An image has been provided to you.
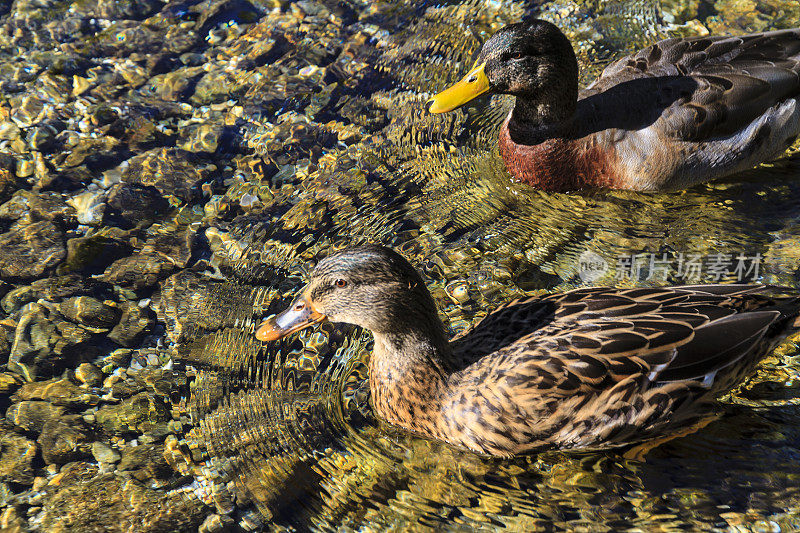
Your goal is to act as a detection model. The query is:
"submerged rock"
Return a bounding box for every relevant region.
[2,275,112,314]
[59,232,133,275]
[146,66,206,101]
[59,296,120,329]
[102,252,177,291]
[91,442,121,465]
[105,183,170,229]
[0,425,37,485]
[0,190,77,233]
[108,300,155,347]
[0,503,27,532]
[8,303,108,381]
[95,392,171,434]
[117,442,172,483]
[7,303,60,380]
[178,123,227,154]
[71,0,163,20]
[38,414,94,465]
[0,372,23,394]
[147,224,198,268]
[6,400,66,433]
[0,154,22,204]
[0,220,66,279]
[0,327,12,365]
[121,148,221,202]
[13,378,100,408]
[74,362,104,387]
[157,270,250,344]
[38,462,208,532]
[67,189,106,226]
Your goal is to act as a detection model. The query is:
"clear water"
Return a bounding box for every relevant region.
[185,0,800,530]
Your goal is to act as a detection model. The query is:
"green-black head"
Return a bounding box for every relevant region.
[428,19,578,115]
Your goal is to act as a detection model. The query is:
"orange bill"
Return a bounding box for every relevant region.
[428,61,490,114]
[255,290,326,342]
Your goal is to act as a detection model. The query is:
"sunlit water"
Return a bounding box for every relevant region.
[183,0,800,530]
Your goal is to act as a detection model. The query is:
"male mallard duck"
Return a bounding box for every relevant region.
[255,246,800,457]
[428,20,800,191]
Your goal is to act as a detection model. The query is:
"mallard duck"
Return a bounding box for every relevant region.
[255,246,800,457]
[428,20,800,192]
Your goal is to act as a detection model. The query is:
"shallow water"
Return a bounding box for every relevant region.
[174,0,800,530]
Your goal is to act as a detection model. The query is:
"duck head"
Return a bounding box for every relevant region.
[255,246,445,342]
[428,19,578,122]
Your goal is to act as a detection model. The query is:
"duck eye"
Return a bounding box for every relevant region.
[510,52,524,60]
[335,279,347,288]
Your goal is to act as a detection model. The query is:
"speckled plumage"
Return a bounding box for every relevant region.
[256,247,800,457]
[431,20,800,191]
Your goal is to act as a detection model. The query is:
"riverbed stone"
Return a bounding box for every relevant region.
[157,270,241,344]
[59,296,120,329]
[95,392,171,434]
[0,327,12,366]
[178,123,226,154]
[108,300,155,347]
[38,414,93,465]
[117,442,172,483]
[148,224,197,268]
[59,232,133,275]
[121,147,221,202]
[38,461,208,532]
[0,154,21,204]
[0,504,27,532]
[105,183,170,229]
[0,190,76,232]
[74,362,104,387]
[0,372,23,394]
[13,377,100,408]
[91,442,121,464]
[0,428,37,485]
[102,252,176,291]
[67,189,106,225]
[9,302,108,380]
[1,275,112,314]
[0,220,66,279]
[8,303,60,380]
[6,400,66,433]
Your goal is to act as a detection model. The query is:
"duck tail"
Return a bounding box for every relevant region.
[708,284,800,339]
[761,294,800,337]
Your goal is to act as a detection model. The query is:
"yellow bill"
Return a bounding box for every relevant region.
[255,289,326,342]
[428,62,490,114]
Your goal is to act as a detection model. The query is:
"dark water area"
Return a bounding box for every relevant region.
[1,0,800,530]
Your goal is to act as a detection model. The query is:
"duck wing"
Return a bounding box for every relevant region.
[582,29,800,141]
[487,285,793,395]
[445,285,800,454]
[449,293,564,369]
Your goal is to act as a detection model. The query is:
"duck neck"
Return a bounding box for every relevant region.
[507,44,579,145]
[369,321,453,435]
[508,92,577,145]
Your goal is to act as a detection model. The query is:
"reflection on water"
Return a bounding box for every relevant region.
[182,0,800,530]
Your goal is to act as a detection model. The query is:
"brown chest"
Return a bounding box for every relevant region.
[368,342,447,438]
[498,126,623,191]
[369,368,444,434]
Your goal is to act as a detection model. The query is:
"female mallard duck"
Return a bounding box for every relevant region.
[255,246,800,457]
[428,20,800,191]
